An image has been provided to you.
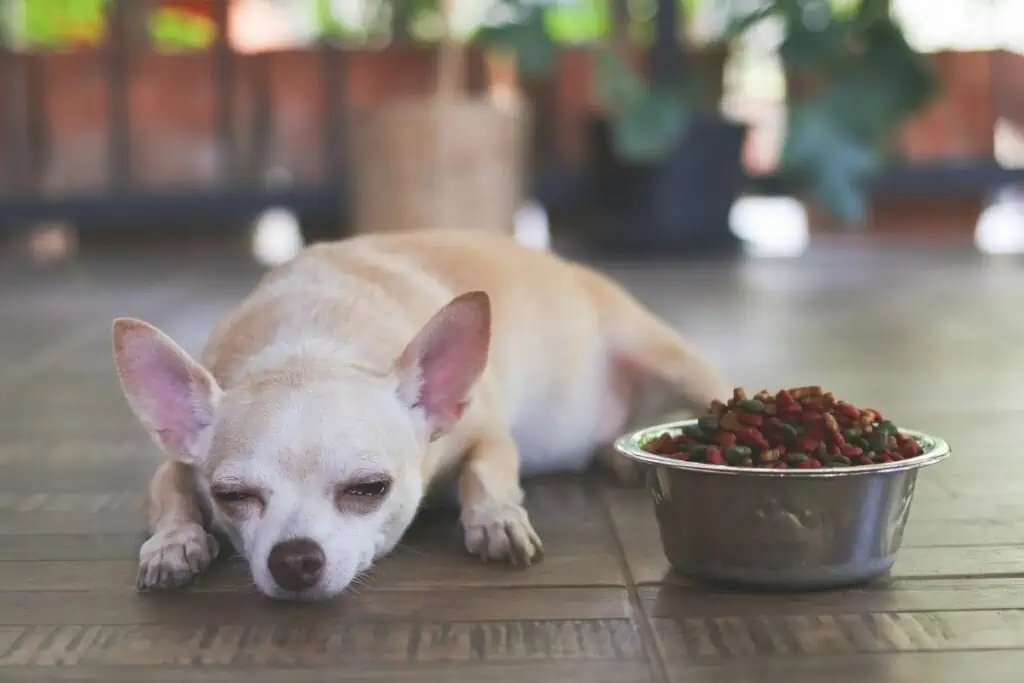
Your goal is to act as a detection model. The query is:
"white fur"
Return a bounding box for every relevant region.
[113,231,730,601]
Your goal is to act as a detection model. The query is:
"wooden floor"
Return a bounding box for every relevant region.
[1,237,1023,682]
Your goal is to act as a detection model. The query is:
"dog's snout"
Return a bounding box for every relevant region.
[267,538,325,592]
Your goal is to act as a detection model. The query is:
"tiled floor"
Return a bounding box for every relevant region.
[1,237,1023,682]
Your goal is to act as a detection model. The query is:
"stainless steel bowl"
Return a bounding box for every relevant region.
[614,418,951,591]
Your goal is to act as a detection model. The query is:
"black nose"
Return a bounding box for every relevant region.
[267,538,325,592]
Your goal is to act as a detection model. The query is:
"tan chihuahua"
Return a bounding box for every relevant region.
[112,229,729,601]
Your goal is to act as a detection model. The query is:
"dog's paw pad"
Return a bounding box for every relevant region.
[137,524,219,591]
[461,502,543,566]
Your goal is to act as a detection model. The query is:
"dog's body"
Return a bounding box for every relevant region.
[113,230,729,600]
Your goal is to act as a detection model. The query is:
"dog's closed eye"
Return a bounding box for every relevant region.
[211,486,263,507]
[335,477,391,514]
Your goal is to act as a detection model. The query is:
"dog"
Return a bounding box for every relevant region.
[112,229,730,600]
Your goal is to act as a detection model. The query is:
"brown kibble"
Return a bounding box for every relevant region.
[720,411,746,433]
[732,387,747,402]
[709,399,729,417]
[761,448,781,463]
[754,389,773,402]
[823,413,840,433]
[792,386,823,400]
[645,433,673,453]
[763,403,778,415]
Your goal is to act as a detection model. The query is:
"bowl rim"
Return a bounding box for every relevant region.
[613,418,951,478]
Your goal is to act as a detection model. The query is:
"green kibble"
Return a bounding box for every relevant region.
[866,431,888,452]
[785,452,809,464]
[856,437,871,449]
[824,454,852,467]
[779,423,799,440]
[878,419,898,434]
[843,428,862,440]
[684,444,709,456]
[697,416,720,431]
[736,399,766,413]
[726,445,753,464]
[683,425,705,438]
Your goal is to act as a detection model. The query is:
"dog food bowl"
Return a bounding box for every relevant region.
[614,418,951,591]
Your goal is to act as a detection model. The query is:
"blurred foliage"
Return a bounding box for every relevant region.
[587,0,940,226]
[16,0,213,50]
[9,0,940,226]
[775,0,939,225]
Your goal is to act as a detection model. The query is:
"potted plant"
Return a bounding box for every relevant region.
[344,0,539,237]
[494,0,939,253]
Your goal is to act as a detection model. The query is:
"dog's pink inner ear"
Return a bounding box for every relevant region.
[395,291,492,440]
[113,320,218,462]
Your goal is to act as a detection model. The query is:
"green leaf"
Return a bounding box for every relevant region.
[780,99,880,227]
[593,45,646,111]
[476,7,557,80]
[779,15,850,75]
[609,85,690,163]
[722,5,778,42]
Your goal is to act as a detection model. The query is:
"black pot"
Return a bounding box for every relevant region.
[585,112,749,256]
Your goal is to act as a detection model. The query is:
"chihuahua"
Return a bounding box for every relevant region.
[112,229,729,601]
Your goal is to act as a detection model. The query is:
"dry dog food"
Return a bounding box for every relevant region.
[641,386,923,469]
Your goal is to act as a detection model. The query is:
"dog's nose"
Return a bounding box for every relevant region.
[267,538,325,592]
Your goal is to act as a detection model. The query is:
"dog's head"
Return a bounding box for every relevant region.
[112,291,490,601]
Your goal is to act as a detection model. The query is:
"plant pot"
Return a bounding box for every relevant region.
[584,112,748,255]
[346,96,531,236]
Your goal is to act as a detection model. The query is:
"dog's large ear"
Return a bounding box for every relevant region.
[112,317,221,464]
[393,291,491,441]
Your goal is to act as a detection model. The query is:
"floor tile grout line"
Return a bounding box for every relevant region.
[590,478,670,683]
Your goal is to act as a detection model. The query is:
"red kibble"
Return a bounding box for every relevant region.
[795,435,820,452]
[642,387,920,470]
[738,428,770,449]
[900,442,921,458]
[835,402,860,419]
[737,412,763,427]
[713,430,738,448]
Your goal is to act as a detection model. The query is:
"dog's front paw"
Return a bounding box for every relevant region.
[461,501,544,566]
[137,523,219,591]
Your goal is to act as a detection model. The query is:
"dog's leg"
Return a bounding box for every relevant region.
[458,430,543,566]
[137,461,220,590]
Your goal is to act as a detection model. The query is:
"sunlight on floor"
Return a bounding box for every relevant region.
[729,195,810,258]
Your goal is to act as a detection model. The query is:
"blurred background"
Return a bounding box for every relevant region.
[0,0,1023,263]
